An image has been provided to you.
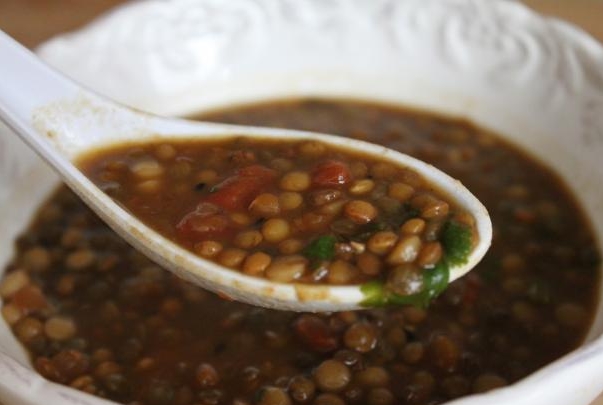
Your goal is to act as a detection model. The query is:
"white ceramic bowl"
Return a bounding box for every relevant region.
[1,0,603,404]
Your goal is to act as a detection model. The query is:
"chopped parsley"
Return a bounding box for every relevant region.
[303,235,337,261]
[360,262,450,308]
[441,220,472,267]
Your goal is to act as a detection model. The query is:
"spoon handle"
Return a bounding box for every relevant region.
[0,30,80,133]
[0,29,149,163]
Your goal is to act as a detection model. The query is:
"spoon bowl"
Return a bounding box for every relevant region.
[0,30,491,311]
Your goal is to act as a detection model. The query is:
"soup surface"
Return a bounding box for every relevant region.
[76,138,478,302]
[1,99,601,405]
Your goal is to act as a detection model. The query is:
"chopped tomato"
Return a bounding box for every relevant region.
[293,314,338,353]
[206,164,277,211]
[176,165,276,242]
[312,160,352,188]
[178,212,230,236]
[176,202,233,242]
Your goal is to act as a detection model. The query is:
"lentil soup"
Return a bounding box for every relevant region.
[76,137,479,303]
[1,99,601,405]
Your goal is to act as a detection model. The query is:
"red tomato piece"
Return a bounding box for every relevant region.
[205,164,277,211]
[293,314,338,353]
[176,204,232,242]
[176,165,276,242]
[312,160,352,188]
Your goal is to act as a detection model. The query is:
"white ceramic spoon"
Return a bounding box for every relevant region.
[0,31,491,312]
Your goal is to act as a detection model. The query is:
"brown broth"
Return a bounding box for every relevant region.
[1,98,600,405]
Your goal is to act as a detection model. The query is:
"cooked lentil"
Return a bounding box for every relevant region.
[1,99,600,405]
[76,136,480,300]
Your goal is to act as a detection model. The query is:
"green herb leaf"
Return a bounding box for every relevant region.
[359,281,387,307]
[441,220,472,267]
[360,263,450,308]
[303,235,337,261]
[423,261,450,301]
